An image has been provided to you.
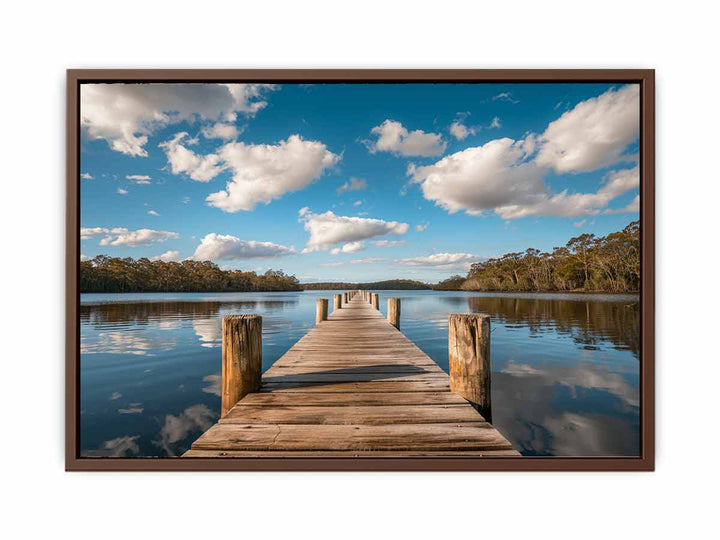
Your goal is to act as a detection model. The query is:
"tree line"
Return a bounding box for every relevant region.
[301,279,431,290]
[436,221,640,293]
[80,256,300,293]
[81,221,639,294]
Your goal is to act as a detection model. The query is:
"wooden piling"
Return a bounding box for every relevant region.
[387,298,400,329]
[333,293,342,310]
[448,314,492,422]
[371,293,379,310]
[221,315,262,417]
[316,298,328,325]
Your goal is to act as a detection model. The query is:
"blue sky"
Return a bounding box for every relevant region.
[80,83,640,283]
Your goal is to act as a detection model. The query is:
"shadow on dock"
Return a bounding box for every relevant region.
[261,364,435,389]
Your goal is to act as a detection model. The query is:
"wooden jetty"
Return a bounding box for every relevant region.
[183,291,519,458]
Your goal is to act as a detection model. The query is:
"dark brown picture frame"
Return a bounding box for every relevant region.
[66,69,654,471]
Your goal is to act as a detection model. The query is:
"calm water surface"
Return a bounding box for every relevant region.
[80,290,640,457]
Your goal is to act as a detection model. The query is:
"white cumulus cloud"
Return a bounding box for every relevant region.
[408,137,544,215]
[191,233,296,261]
[330,241,365,255]
[410,123,639,220]
[450,121,473,141]
[299,208,409,253]
[205,135,340,212]
[150,250,181,262]
[449,115,501,141]
[159,132,224,182]
[80,83,276,157]
[337,177,367,194]
[494,166,639,219]
[81,227,179,247]
[202,122,239,140]
[605,194,640,215]
[535,85,639,173]
[81,173,94,180]
[367,119,446,157]
[395,252,480,270]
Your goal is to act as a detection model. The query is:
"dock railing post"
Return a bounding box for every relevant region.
[221,315,262,417]
[316,298,328,325]
[387,298,400,329]
[448,314,492,422]
[333,293,342,310]
[372,293,379,310]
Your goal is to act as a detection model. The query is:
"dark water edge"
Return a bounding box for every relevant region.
[79,290,640,458]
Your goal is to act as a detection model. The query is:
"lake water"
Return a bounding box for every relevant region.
[79,290,640,457]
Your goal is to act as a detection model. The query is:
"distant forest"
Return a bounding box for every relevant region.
[436,221,640,293]
[80,256,300,293]
[302,280,431,290]
[81,221,639,294]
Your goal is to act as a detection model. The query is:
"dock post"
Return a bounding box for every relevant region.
[387,298,400,329]
[333,293,342,310]
[448,314,492,422]
[316,298,328,325]
[221,315,262,417]
[371,293,379,310]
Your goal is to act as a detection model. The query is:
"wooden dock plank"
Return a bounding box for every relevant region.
[190,423,514,451]
[183,449,520,458]
[235,391,469,407]
[184,293,519,458]
[259,380,451,393]
[220,404,485,424]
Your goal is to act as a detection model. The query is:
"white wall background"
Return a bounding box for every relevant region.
[0,1,716,538]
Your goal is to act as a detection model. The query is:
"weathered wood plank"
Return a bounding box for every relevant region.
[262,372,447,384]
[190,423,514,451]
[236,391,469,407]
[260,380,451,393]
[220,404,484,424]
[184,449,521,457]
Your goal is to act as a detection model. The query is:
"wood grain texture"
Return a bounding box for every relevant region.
[221,315,262,417]
[315,298,328,325]
[184,294,518,457]
[387,297,401,329]
[448,314,492,422]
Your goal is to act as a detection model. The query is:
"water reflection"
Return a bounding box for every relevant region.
[465,296,640,357]
[80,291,640,458]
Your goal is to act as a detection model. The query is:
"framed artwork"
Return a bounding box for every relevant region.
[66,69,654,471]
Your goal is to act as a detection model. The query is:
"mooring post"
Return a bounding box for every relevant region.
[333,293,342,310]
[387,298,401,329]
[448,314,492,422]
[372,293,379,310]
[221,315,262,417]
[316,298,328,325]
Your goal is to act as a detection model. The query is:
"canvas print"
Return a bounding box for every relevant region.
[78,81,641,460]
